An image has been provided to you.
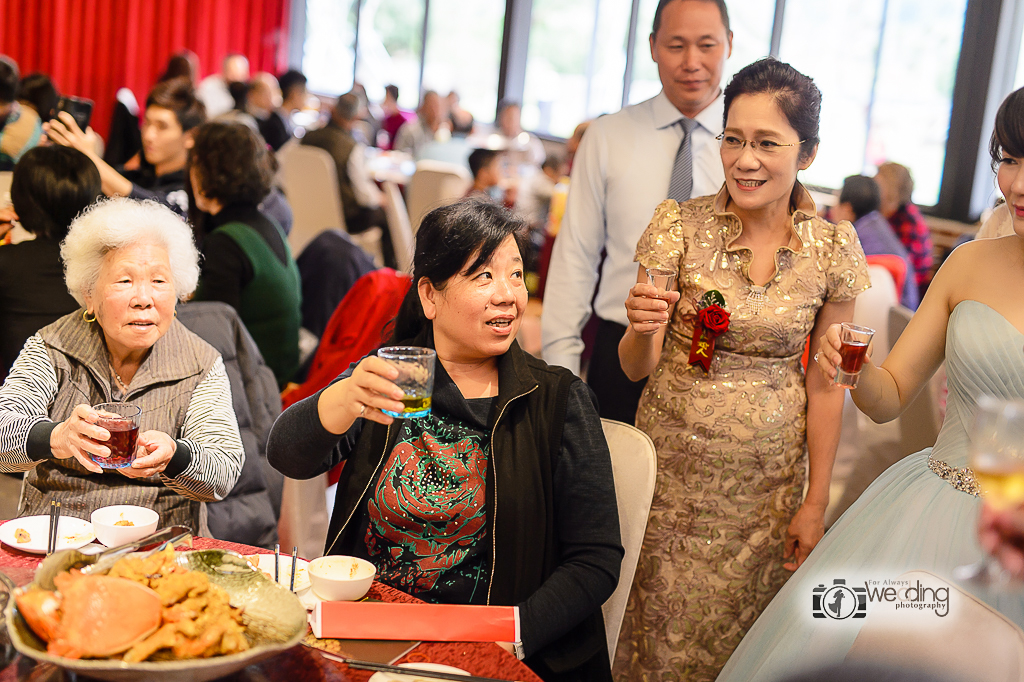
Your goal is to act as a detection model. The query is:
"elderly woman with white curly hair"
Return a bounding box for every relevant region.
[0,197,244,530]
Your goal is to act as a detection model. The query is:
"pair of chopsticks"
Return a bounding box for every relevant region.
[274,543,299,590]
[341,658,518,682]
[47,500,61,555]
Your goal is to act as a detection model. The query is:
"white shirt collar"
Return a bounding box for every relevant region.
[653,89,725,135]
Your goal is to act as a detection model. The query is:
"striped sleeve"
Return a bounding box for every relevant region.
[161,356,244,502]
[0,335,57,471]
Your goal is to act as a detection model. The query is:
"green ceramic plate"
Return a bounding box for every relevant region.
[5,549,308,682]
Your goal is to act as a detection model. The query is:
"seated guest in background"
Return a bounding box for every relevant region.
[875,161,934,294]
[349,82,380,146]
[833,174,919,309]
[0,55,21,169]
[196,53,249,119]
[0,72,57,166]
[189,121,301,389]
[465,148,512,207]
[267,199,623,681]
[419,107,475,169]
[394,90,446,159]
[446,90,466,130]
[495,99,545,168]
[300,93,392,263]
[159,50,200,85]
[518,152,564,232]
[379,83,413,150]
[277,69,308,131]
[246,72,290,151]
[0,197,244,529]
[46,77,205,215]
[0,146,101,376]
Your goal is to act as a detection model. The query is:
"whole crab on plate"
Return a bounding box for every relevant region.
[4,546,307,682]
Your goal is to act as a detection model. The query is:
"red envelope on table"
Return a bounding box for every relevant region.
[311,601,519,642]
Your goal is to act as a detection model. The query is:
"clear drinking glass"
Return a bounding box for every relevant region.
[90,403,141,469]
[955,397,1024,586]
[377,347,437,419]
[834,323,875,389]
[646,266,677,293]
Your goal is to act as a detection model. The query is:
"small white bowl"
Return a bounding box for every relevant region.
[91,505,159,547]
[307,555,376,601]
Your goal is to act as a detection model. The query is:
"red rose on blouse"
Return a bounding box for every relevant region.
[698,304,730,334]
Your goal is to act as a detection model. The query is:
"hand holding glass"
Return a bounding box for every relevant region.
[90,403,141,469]
[377,347,437,419]
[833,323,874,389]
[645,267,677,326]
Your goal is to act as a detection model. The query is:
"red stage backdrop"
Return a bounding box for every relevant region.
[0,0,292,143]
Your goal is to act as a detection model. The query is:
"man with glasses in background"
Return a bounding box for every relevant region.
[541,0,732,424]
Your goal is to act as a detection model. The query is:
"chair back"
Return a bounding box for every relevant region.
[853,265,897,367]
[600,418,657,664]
[889,305,942,453]
[382,181,415,273]
[866,253,907,305]
[278,144,347,256]
[405,160,472,231]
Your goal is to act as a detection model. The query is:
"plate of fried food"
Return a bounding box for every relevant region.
[4,545,308,681]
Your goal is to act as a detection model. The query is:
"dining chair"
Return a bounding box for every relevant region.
[277,144,384,264]
[405,160,472,231]
[600,418,657,664]
[381,180,415,273]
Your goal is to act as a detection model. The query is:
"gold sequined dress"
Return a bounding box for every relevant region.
[614,187,869,681]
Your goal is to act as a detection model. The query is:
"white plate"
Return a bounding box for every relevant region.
[248,553,311,592]
[0,515,95,554]
[368,663,470,681]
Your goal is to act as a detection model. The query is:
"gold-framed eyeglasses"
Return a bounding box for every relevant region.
[716,133,804,155]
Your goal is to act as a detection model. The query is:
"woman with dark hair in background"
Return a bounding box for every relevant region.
[267,199,623,682]
[717,84,1024,682]
[0,72,57,165]
[616,58,869,680]
[189,121,301,388]
[0,146,101,376]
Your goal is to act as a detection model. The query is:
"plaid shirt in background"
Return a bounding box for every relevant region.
[888,202,934,289]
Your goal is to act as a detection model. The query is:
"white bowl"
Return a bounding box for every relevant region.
[90,505,159,547]
[307,555,376,601]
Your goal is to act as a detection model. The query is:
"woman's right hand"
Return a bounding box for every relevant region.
[624,283,680,336]
[0,206,17,239]
[48,404,108,474]
[317,356,408,434]
[814,323,844,383]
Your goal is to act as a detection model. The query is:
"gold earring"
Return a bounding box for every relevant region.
[82,309,97,323]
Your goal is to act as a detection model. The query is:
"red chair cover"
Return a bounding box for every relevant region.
[865,254,907,303]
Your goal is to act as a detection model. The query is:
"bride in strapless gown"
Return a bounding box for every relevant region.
[717,87,1024,682]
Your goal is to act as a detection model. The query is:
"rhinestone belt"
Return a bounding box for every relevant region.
[927,455,981,497]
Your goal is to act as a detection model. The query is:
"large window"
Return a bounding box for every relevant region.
[302,0,358,96]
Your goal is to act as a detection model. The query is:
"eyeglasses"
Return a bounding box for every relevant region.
[716,133,805,156]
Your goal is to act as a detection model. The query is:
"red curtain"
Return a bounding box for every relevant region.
[0,0,292,143]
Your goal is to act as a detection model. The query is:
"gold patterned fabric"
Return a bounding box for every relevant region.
[614,186,870,681]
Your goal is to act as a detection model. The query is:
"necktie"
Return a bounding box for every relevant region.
[667,117,698,202]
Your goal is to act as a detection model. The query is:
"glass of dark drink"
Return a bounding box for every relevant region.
[90,403,141,469]
[834,323,875,389]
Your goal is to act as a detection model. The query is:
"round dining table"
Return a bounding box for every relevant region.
[0,535,543,682]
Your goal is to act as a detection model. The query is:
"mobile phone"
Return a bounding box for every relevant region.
[57,96,94,131]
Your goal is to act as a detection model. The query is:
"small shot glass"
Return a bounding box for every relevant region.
[834,323,875,389]
[646,267,677,293]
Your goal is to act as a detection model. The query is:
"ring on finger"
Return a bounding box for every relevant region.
[359,403,367,417]
[813,351,820,363]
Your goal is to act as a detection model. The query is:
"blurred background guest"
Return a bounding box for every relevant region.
[394,89,445,158]
[420,107,474,168]
[189,121,301,389]
[0,197,244,529]
[0,55,23,169]
[465,148,509,206]
[159,50,200,85]
[277,69,308,133]
[495,99,544,168]
[196,53,249,119]
[0,72,57,167]
[378,83,412,150]
[247,72,289,151]
[833,174,919,309]
[875,161,934,295]
[0,146,101,376]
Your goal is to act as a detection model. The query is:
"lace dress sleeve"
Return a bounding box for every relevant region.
[634,199,689,272]
[825,219,872,302]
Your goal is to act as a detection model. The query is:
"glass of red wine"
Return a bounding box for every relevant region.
[90,402,141,469]
[834,323,875,389]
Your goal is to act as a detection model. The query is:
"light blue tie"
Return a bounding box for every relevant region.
[667,118,698,202]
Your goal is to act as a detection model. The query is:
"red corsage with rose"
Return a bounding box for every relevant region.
[687,290,730,372]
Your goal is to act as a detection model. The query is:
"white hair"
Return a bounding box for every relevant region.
[61,197,201,306]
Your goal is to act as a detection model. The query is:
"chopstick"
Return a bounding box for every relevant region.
[47,500,61,555]
[274,543,280,583]
[289,546,298,591]
[341,658,518,682]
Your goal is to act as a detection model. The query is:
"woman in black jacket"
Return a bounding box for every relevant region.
[268,199,622,682]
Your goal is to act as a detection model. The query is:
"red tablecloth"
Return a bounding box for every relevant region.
[0,536,542,682]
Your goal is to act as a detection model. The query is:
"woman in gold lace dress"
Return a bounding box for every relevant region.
[614,59,870,681]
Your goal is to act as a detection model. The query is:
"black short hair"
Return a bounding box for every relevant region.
[0,55,19,104]
[652,0,730,36]
[839,175,881,220]
[278,69,307,101]
[385,84,399,101]
[17,73,58,120]
[468,148,500,179]
[146,76,206,132]
[11,146,101,240]
[189,121,272,206]
[724,58,821,159]
[160,51,198,83]
[542,153,563,172]
[388,199,529,343]
[991,86,1024,169]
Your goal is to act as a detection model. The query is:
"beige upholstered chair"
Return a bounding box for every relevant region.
[381,180,415,274]
[600,418,657,663]
[405,160,472,232]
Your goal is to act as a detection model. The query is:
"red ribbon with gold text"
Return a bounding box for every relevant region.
[688,303,730,372]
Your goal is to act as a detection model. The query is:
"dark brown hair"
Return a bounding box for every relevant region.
[146,76,205,132]
[189,121,272,207]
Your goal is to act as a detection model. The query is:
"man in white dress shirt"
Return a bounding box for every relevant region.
[196,54,250,119]
[541,0,732,424]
